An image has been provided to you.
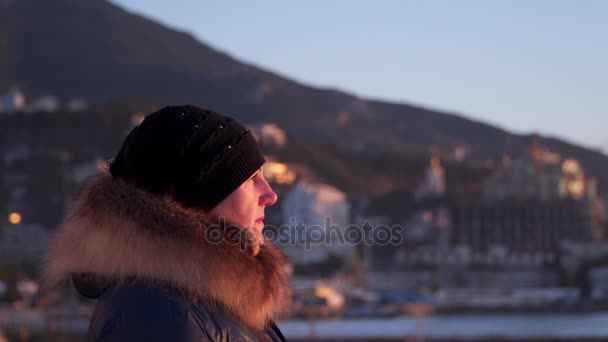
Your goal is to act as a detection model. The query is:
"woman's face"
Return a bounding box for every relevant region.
[209,167,277,244]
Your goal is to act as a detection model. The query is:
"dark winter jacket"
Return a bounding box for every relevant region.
[45,173,291,341]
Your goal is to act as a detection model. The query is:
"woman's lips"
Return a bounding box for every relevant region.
[255,216,265,224]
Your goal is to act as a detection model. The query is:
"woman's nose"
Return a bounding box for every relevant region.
[260,182,278,206]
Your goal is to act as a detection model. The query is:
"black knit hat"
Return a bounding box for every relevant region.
[109,105,265,211]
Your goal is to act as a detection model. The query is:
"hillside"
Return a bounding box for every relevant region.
[1,0,606,192]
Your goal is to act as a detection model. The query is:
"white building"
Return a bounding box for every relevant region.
[280,181,352,265]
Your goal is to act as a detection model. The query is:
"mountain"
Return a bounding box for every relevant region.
[1,0,607,193]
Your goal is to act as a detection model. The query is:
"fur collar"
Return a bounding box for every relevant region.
[45,173,291,330]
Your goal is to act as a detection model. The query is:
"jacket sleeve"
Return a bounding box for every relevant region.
[94,296,212,342]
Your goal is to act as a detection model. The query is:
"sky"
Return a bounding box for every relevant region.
[111,0,607,151]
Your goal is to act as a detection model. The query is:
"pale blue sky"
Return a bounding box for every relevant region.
[111,0,607,151]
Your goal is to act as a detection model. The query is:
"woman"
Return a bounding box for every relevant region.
[45,105,291,341]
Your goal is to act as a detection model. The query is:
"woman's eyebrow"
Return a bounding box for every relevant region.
[248,171,259,180]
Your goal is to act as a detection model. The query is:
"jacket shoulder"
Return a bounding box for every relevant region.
[88,282,211,342]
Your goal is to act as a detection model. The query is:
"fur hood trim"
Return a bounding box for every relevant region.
[45,173,291,330]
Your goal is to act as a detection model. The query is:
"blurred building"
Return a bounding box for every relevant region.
[366,140,606,291]
[263,161,296,185]
[249,82,273,103]
[0,223,49,264]
[282,181,351,232]
[483,139,593,201]
[67,98,88,111]
[2,146,73,228]
[0,90,25,113]
[443,139,607,274]
[25,95,59,113]
[247,123,286,149]
[391,208,450,261]
[415,156,446,200]
[71,159,108,183]
[280,181,352,265]
[452,145,470,162]
[450,198,593,260]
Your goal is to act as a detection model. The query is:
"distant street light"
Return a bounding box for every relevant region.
[8,212,22,225]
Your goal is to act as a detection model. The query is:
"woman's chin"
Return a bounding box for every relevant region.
[254,227,265,244]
